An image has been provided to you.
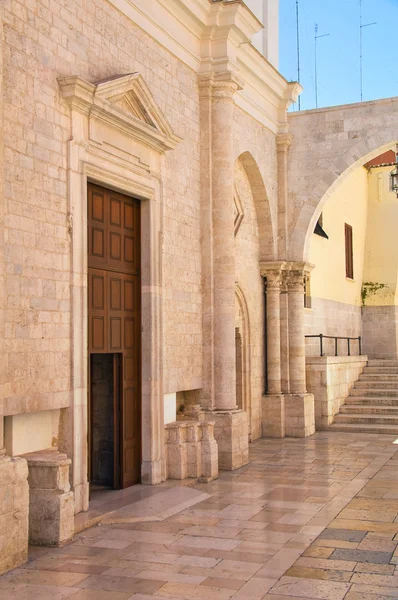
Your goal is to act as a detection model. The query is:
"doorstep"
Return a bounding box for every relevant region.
[74,478,209,534]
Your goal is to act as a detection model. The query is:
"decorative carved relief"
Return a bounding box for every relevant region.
[234,185,244,236]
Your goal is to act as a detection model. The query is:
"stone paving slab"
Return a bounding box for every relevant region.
[1,432,398,599]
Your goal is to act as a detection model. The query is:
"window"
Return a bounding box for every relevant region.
[345,223,353,279]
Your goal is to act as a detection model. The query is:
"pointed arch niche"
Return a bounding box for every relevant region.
[58,74,181,513]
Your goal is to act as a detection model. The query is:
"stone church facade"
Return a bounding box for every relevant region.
[1,0,398,575]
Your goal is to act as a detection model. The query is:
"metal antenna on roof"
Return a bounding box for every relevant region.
[296,0,301,110]
[314,24,329,109]
[360,0,377,102]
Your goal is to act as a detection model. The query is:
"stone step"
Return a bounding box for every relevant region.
[350,388,398,397]
[367,360,398,367]
[364,368,398,374]
[328,423,398,435]
[355,381,398,390]
[360,373,398,380]
[334,413,398,425]
[341,404,398,415]
[347,396,398,406]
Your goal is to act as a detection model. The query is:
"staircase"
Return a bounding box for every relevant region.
[329,360,398,434]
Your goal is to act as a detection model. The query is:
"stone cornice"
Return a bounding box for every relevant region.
[107,0,298,134]
[58,73,182,153]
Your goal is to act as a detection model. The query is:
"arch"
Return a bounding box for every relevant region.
[287,96,398,261]
[235,151,276,261]
[235,284,252,436]
[291,139,398,261]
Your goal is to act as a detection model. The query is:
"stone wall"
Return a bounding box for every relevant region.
[305,297,362,357]
[362,306,398,359]
[0,455,29,575]
[2,0,202,426]
[306,356,367,429]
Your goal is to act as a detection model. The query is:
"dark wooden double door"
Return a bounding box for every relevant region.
[88,183,141,489]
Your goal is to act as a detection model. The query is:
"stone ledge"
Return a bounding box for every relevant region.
[306,356,368,366]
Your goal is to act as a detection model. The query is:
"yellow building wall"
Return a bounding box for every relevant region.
[363,166,398,306]
[309,166,368,306]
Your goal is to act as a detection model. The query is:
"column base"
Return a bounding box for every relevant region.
[262,394,286,438]
[0,455,29,575]
[141,458,166,485]
[285,393,315,438]
[206,410,249,471]
[74,481,89,514]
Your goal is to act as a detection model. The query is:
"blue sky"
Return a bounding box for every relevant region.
[279,0,398,111]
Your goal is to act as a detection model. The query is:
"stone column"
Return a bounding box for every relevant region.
[285,264,315,438]
[199,72,248,470]
[265,270,282,395]
[280,270,290,394]
[260,264,285,438]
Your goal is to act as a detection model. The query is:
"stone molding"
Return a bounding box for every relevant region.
[107,0,298,133]
[58,74,182,153]
[276,133,293,152]
[198,71,244,100]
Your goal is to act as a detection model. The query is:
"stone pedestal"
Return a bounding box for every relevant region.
[285,394,315,438]
[24,450,74,546]
[0,453,29,575]
[262,394,285,438]
[210,410,249,471]
[165,420,218,482]
[200,422,218,483]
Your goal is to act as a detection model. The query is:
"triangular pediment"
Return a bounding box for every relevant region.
[94,73,170,134]
[58,73,181,152]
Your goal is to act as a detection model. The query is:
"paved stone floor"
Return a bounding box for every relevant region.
[2,432,398,599]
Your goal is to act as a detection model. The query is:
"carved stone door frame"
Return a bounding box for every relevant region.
[59,74,180,513]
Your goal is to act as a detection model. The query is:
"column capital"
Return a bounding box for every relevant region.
[276,133,293,152]
[198,72,244,100]
[259,261,287,279]
[285,262,314,292]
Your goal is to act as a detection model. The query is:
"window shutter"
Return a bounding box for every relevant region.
[345,224,353,279]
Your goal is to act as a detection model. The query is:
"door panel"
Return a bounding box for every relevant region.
[88,183,141,489]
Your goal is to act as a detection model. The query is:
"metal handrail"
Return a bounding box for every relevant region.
[305,334,362,357]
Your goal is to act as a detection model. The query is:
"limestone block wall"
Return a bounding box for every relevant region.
[0,456,29,575]
[2,0,202,431]
[306,356,367,429]
[362,306,398,359]
[305,298,362,357]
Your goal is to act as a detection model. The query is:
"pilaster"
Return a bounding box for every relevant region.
[276,133,292,259]
[199,72,242,413]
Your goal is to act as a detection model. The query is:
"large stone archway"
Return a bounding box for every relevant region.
[287,96,398,260]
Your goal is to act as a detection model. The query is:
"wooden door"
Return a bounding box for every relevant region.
[88,183,141,488]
